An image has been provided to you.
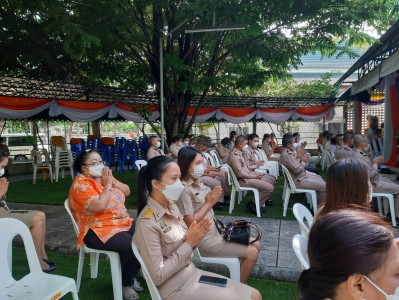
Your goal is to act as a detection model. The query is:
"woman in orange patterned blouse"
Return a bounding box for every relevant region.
[68,150,142,300]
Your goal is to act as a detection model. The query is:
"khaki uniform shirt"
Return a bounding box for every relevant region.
[147,147,165,160]
[279,147,307,183]
[353,148,379,184]
[242,146,258,171]
[133,196,194,299]
[334,145,354,161]
[262,140,273,157]
[216,144,230,164]
[169,143,181,160]
[227,148,258,181]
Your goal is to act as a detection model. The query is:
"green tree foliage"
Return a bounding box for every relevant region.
[1,0,398,142]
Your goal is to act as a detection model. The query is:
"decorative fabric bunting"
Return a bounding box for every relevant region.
[0,96,334,124]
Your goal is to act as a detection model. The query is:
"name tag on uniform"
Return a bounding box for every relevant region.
[163,227,172,233]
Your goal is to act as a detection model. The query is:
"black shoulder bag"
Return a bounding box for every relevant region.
[215,219,262,246]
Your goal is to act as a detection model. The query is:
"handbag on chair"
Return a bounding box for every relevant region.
[215,219,262,246]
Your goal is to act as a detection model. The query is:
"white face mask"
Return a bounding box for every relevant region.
[252,142,259,148]
[184,141,189,145]
[0,168,4,177]
[191,164,205,179]
[88,163,104,177]
[243,145,249,151]
[156,141,161,148]
[158,180,185,202]
[364,275,399,300]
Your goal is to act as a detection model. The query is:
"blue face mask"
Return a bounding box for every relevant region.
[364,275,399,300]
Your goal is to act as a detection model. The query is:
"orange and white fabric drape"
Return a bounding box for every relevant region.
[0,96,334,123]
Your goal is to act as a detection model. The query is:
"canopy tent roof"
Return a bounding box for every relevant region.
[336,19,399,97]
[0,76,336,123]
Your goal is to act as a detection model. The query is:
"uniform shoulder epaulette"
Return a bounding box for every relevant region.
[142,208,153,219]
[182,180,188,186]
[345,147,350,151]
[287,150,293,155]
[233,151,239,155]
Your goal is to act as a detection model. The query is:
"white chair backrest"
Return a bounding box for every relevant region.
[131,241,162,300]
[226,165,240,188]
[281,164,297,192]
[203,152,216,167]
[317,143,324,152]
[64,199,80,236]
[0,218,43,282]
[292,234,310,270]
[253,150,262,162]
[135,160,147,171]
[209,150,222,167]
[293,203,313,237]
[257,148,268,161]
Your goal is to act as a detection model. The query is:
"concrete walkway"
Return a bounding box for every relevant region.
[7,202,303,282]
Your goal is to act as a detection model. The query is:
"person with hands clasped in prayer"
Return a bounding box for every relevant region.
[68,150,142,300]
[177,146,260,283]
[134,156,261,300]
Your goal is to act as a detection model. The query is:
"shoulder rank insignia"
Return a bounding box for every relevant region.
[287,150,293,154]
[182,180,188,186]
[142,208,153,219]
[345,148,350,151]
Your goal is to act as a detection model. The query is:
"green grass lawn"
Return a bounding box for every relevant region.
[7,167,326,220]
[12,247,299,300]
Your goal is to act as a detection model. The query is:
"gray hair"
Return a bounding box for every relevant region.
[235,135,247,147]
[354,134,367,147]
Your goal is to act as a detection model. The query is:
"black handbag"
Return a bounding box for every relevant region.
[215,219,262,246]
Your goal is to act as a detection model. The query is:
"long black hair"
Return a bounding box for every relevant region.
[137,156,174,215]
[178,146,202,181]
[73,150,95,173]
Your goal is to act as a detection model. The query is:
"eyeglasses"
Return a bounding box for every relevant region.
[85,161,106,167]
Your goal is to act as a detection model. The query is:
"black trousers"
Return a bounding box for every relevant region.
[83,220,141,286]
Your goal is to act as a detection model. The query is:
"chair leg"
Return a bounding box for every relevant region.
[42,169,47,181]
[49,166,53,183]
[377,197,383,215]
[282,180,286,200]
[254,190,261,218]
[90,252,99,278]
[283,189,291,217]
[33,166,37,184]
[388,196,397,227]
[108,254,123,300]
[77,249,85,292]
[226,260,241,282]
[229,187,236,214]
[310,192,317,216]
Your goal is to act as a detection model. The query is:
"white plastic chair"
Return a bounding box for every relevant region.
[373,193,397,227]
[317,144,330,170]
[256,149,279,177]
[281,165,317,217]
[51,136,74,182]
[253,150,278,178]
[193,248,240,282]
[64,200,123,300]
[209,150,231,185]
[226,165,262,217]
[131,241,162,300]
[292,234,310,270]
[293,203,314,237]
[0,218,79,299]
[31,148,53,184]
[135,159,147,171]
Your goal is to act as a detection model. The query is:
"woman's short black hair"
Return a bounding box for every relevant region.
[178,146,202,180]
[221,137,229,146]
[73,150,96,174]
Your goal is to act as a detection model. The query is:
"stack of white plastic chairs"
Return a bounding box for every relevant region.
[51,136,74,182]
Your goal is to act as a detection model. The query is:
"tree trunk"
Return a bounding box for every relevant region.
[91,121,101,136]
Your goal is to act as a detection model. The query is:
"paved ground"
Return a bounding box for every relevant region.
[6,166,399,283]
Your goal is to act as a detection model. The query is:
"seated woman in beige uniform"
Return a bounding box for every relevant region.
[0,151,55,272]
[134,156,261,300]
[177,146,260,284]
